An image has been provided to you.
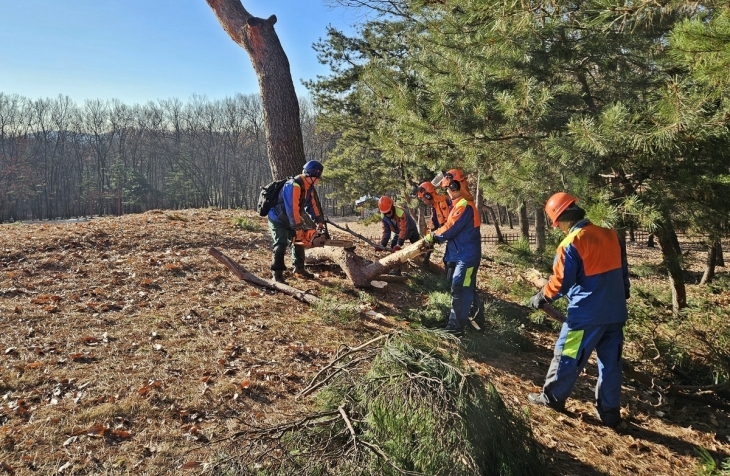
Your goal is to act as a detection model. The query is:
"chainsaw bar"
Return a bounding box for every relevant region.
[293,239,355,248]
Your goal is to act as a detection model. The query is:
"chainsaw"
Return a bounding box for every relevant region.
[294,228,355,249]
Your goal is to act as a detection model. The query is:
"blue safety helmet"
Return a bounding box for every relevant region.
[302,160,324,178]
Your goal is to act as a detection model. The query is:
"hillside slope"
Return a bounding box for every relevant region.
[0,209,728,475]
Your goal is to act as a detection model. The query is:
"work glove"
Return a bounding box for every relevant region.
[423,233,435,244]
[391,245,402,253]
[529,289,548,310]
[316,222,326,233]
[374,244,386,252]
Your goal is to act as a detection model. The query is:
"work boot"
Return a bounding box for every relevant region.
[527,392,566,411]
[595,404,621,428]
[272,270,287,283]
[293,266,314,279]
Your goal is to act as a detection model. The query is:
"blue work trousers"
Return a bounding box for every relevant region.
[444,261,479,331]
[543,321,624,414]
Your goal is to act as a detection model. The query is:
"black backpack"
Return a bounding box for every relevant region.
[256,178,288,217]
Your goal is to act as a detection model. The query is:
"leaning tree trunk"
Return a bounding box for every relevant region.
[206,0,305,179]
[654,216,687,317]
[534,209,545,254]
[484,205,503,243]
[700,239,719,286]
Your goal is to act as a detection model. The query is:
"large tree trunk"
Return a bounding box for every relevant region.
[518,201,529,241]
[534,209,545,254]
[206,0,305,179]
[654,216,687,316]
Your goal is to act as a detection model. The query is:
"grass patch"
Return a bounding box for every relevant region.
[314,294,361,325]
[631,263,665,278]
[231,216,259,231]
[404,290,451,328]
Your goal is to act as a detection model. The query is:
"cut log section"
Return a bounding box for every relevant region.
[307,239,433,287]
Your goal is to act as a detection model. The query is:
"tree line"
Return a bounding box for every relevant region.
[0,93,343,222]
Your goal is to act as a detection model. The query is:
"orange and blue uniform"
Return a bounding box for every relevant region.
[433,197,481,265]
[429,195,452,230]
[432,197,482,332]
[380,206,419,248]
[267,175,322,272]
[268,175,322,230]
[538,219,629,424]
[543,219,629,328]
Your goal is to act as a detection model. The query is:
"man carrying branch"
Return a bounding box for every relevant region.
[527,192,630,428]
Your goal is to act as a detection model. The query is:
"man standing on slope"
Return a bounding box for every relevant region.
[527,192,630,428]
[267,160,325,283]
[424,169,483,336]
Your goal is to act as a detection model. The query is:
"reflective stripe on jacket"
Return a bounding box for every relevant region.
[542,219,630,328]
[430,195,452,230]
[268,174,322,228]
[433,197,481,264]
[380,206,418,247]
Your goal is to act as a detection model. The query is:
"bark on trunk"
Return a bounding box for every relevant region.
[700,241,717,286]
[209,247,320,304]
[535,209,546,254]
[654,217,687,316]
[518,201,529,241]
[307,239,432,287]
[206,0,305,179]
[717,240,725,267]
[484,206,503,243]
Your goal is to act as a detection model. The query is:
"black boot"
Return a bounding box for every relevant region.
[273,270,286,283]
[293,266,314,279]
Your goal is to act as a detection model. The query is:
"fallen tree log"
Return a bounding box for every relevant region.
[209,247,320,305]
[307,239,433,287]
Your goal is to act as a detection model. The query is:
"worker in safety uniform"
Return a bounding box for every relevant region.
[417,182,452,231]
[527,192,630,428]
[424,169,483,336]
[267,160,325,283]
[375,196,420,253]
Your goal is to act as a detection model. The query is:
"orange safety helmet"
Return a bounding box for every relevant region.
[378,195,394,213]
[439,169,467,191]
[417,182,436,200]
[545,192,578,227]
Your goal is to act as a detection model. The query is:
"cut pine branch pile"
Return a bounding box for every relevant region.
[205,330,546,475]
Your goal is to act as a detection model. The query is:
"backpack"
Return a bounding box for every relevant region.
[256,178,288,217]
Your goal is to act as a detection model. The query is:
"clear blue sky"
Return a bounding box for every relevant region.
[0,0,358,105]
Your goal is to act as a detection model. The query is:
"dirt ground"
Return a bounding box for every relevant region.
[0,208,728,475]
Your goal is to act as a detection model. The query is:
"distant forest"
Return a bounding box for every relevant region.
[0,93,345,222]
